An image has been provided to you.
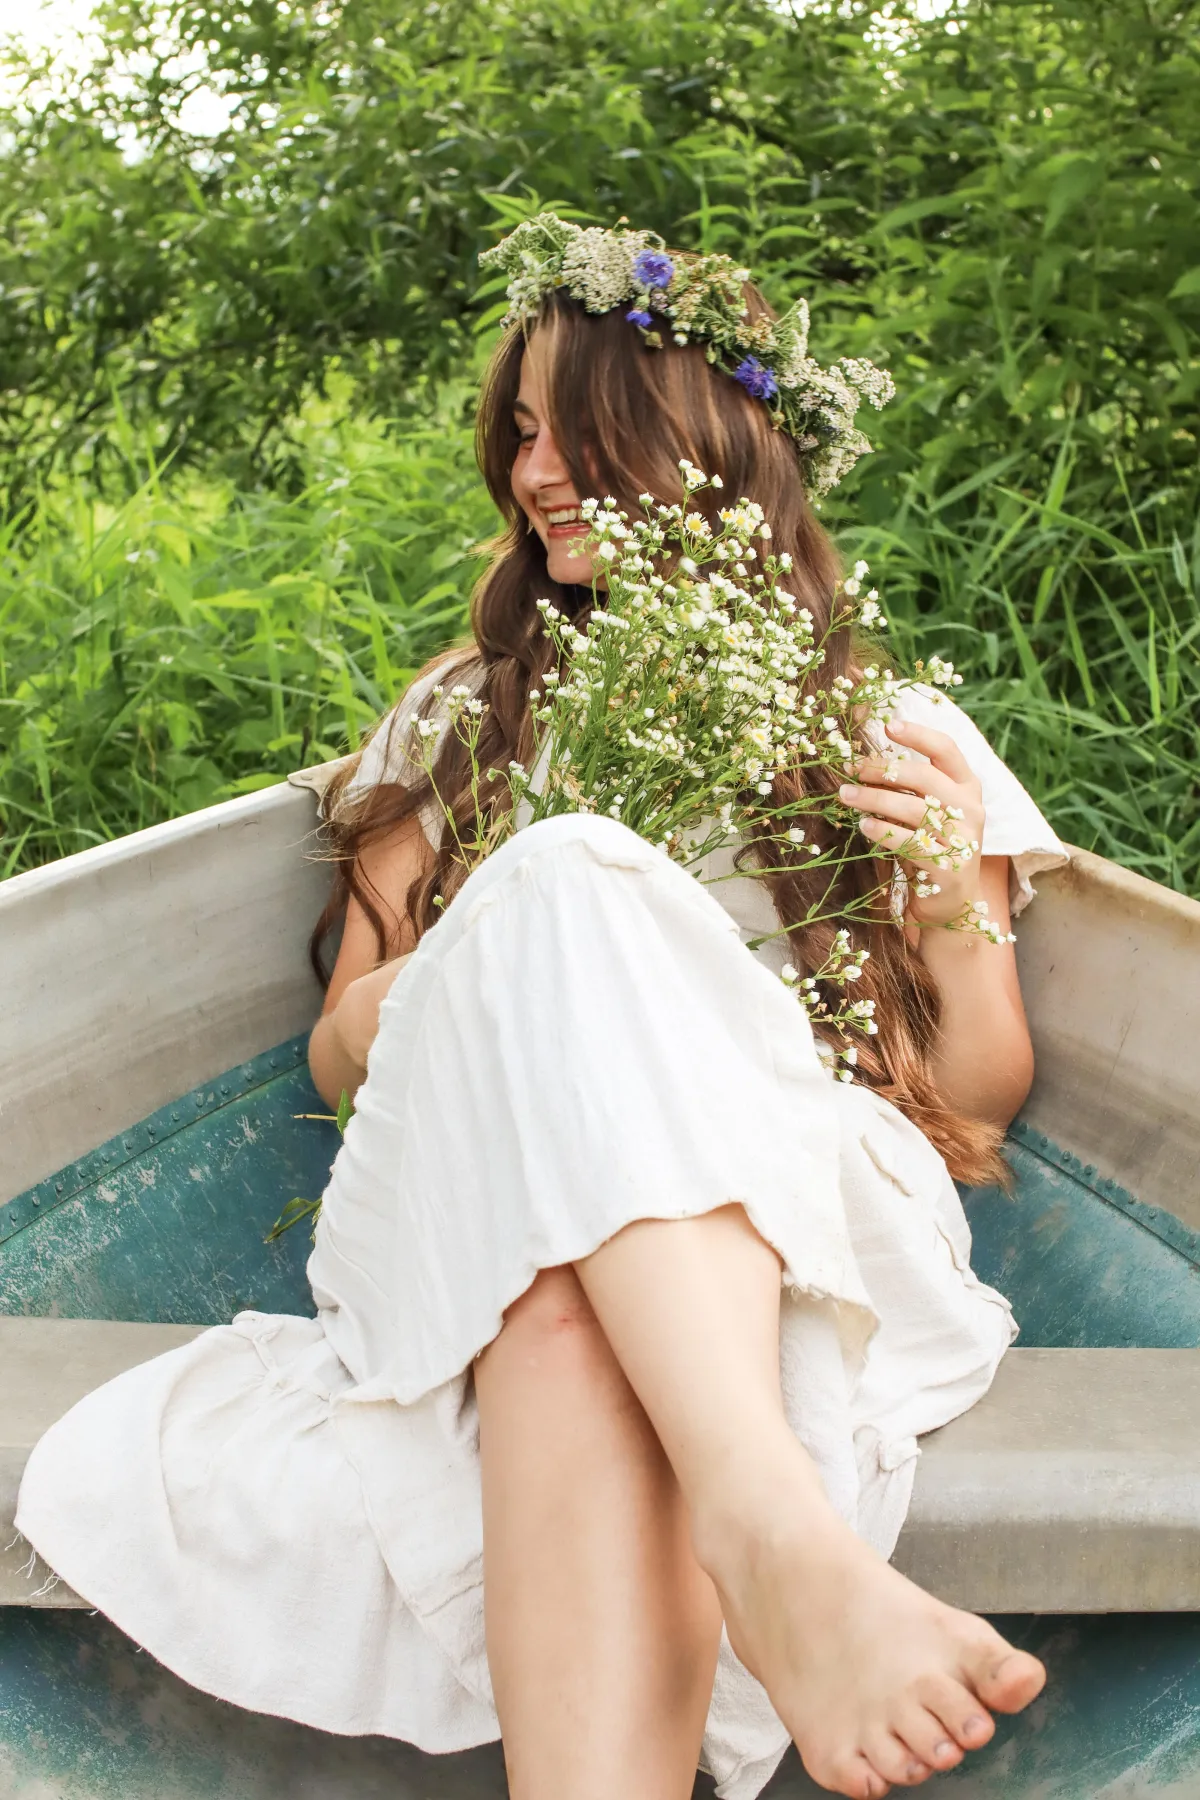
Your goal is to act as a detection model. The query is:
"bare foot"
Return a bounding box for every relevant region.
[698,1489,1046,1798]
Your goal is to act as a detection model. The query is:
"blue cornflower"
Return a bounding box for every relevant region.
[733,357,779,402]
[626,308,653,328]
[632,249,675,290]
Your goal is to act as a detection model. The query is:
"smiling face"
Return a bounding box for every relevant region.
[509,329,598,587]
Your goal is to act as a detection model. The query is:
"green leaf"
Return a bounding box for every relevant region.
[1168,268,1200,300]
[264,1195,323,1244]
[869,188,986,239]
[1042,156,1101,237]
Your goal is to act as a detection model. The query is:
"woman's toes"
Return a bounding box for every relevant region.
[973,1647,1047,1714]
[929,1735,964,1770]
[917,1672,995,1752]
[824,1751,890,1799]
[921,1678,996,1752]
[862,1732,931,1787]
[894,1704,964,1772]
[952,1706,995,1750]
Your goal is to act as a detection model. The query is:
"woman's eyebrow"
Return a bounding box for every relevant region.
[513,399,536,419]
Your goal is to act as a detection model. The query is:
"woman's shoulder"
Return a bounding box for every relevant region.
[885,682,1027,797]
[886,682,988,747]
[346,650,485,799]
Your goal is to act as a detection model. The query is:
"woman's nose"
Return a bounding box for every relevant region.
[524,424,570,490]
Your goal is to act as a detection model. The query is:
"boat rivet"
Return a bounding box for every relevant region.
[171,1111,180,1122]
[123,1139,133,1152]
[55,1182,63,1194]
[220,1084,230,1096]
[32,1196,40,1206]
[1084,1164,1096,1178]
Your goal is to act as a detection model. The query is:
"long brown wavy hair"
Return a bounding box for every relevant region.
[312,285,1006,1186]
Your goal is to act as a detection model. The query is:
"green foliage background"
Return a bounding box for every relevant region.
[1,0,1198,885]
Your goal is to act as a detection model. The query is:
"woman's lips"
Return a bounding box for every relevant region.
[543,511,590,536]
[542,505,587,542]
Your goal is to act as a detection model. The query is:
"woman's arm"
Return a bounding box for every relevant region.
[911,853,1032,1127]
[308,814,434,1110]
[837,719,1034,1130]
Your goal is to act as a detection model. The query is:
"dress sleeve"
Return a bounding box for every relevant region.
[880,685,1069,917]
[341,654,482,848]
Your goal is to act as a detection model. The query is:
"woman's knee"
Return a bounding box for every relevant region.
[517,811,645,856]
[472,812,656,897]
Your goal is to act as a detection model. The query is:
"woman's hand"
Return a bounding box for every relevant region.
[837,718,1033,1126]
[331,954,414,1071]
[837,719,986,929]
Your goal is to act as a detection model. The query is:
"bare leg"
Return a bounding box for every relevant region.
[475,1265,723,1800]
[573,1205,1046,1800]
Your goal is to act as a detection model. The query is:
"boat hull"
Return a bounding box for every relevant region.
[3,781,1199,1797]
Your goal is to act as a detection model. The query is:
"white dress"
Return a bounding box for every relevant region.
[16,672,1068,1800]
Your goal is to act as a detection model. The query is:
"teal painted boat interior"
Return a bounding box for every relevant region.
[0,1038,329,1325]
[1,1606,1197,1799]
[3,1041,1200,1798]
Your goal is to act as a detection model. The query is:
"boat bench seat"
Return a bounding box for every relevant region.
[2,1321,1198,1615]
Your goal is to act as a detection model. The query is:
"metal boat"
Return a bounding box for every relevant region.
[2,772,1199,1798]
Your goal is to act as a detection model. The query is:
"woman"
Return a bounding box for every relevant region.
[18,218,1066,1800]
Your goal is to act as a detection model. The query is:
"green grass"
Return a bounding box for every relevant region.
[1,0,1195,893]
[830,441,1200,893]
[2,390,1198,893]
[0,390,493,874]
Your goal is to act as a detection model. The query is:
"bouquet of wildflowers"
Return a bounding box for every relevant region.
[417,462,998,1077]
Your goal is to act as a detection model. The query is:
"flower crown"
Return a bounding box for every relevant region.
[479,213,895,497]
